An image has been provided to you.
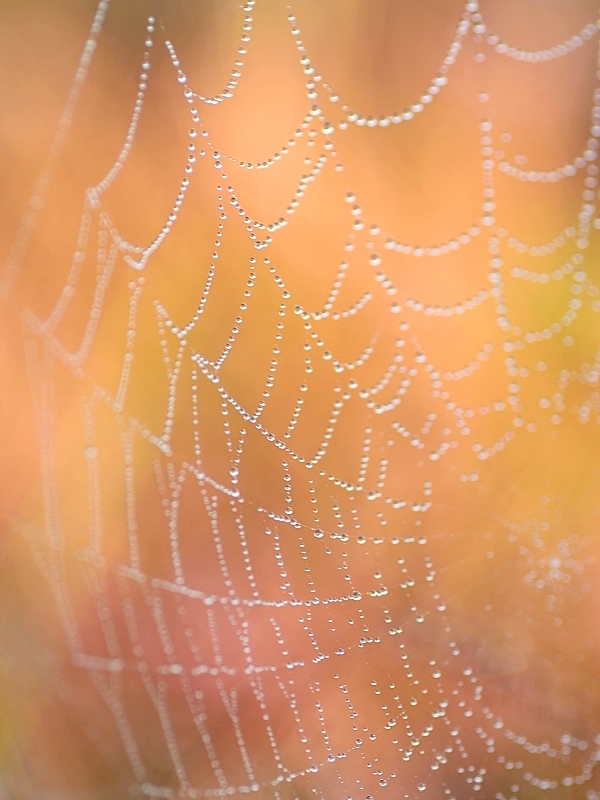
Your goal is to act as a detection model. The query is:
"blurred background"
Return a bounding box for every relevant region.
[1,1,600,798]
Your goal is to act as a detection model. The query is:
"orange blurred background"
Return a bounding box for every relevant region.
[1,1,600,798]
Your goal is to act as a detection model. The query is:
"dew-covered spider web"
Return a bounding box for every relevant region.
[2,1,600,798]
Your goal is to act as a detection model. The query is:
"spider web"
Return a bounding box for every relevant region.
[3,1,600,798]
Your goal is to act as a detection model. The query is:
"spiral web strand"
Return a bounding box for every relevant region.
[5,1,600,798]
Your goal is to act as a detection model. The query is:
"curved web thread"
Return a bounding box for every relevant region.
[7,1,600,799]
[0,0,111,303]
